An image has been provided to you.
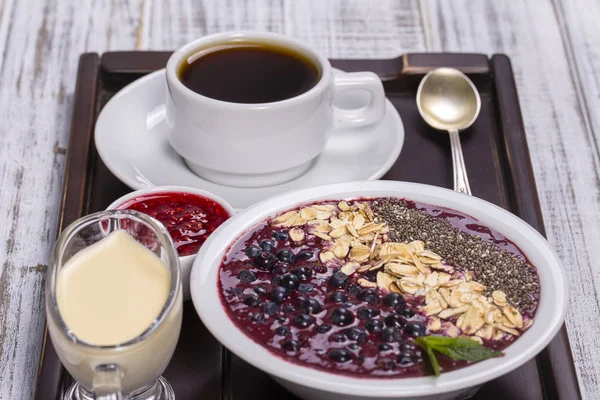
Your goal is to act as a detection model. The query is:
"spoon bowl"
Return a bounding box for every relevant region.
[416,67,481,131]
[416,68,481,195]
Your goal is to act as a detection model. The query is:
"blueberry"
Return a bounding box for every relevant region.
[254,252,276,270]
[299,298,322,314]
[243,295,261,307]
[271,286,288,303]
[237,270,257,283]
[281,340,301,352]
[385,314,405,328]
[294,314,314,328]
[271,275,282,286]
[328,291,348,303]
[404,322,427,337]
[296,250,314,261]
[277,316,289,324]
[380,327,402,343]
[344,327,367,343]
[316,324,332,334]
[343,301,355,308]
[329,349,352,363]
[280,273,300,290]
[348,343,360,350]
[245,245,261,258]
[357,307,379,320]
[262,302,279,316]
[400,342,417,352]
[378,343,392,352]
[330,333,347,342]
[397,307,415,318]
[282,304,296,314]
[250,313,267,324]
[292,266,312,281]
[272,230,289,241]
[328,271,348,288]
[253,285,268,296]
[313,264,327,274]
[397,352,415,367]
[275,249,296,264]
[330,307,355,326]
[347,283,361,296]
[272,262,290,275]
[365,318,384,333]
[259,239,276,252]
[357,289,379,305]
[383,292,405,308]
[298,283,314,293]
[275,326,291,336]
[376,358,396,371]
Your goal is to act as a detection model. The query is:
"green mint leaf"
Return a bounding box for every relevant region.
[430,337,503,362]
[415,337,441,376]
[416,336,503,376]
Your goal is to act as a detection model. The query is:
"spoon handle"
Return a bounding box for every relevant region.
[448,129,471,195]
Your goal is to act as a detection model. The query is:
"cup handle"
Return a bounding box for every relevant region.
[92,364,124,400]
[332,71,386,130]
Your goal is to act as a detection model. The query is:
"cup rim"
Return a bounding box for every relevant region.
[165,31,332,109]
[46,209,181,350]
[106,185,236,260]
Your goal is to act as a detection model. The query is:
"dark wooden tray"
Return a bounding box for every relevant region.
[34,52,581,400]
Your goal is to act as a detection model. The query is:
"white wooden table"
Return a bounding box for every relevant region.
[1,0,599,398]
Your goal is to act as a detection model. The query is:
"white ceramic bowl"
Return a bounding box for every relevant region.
[107,185,234,300]
[190,181,567,400]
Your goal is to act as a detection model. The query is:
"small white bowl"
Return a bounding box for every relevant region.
[107,185,234,300]
[190,181,567,400]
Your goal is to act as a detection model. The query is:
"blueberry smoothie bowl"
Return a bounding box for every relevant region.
[191,182,566,400]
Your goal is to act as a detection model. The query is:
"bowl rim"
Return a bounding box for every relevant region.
[190,181,568,397]
[106,185,236,260]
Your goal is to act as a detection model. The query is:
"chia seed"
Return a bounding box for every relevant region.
[372,199,540,315]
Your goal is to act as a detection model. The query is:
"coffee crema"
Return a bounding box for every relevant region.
[177,42,321,104]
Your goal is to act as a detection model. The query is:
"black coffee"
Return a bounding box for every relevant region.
[178,42,321,103]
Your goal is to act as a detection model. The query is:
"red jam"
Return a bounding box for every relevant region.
[118,192,230,256]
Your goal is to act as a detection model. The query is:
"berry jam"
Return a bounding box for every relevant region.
[219,199,539,378]
[118,192,230,256]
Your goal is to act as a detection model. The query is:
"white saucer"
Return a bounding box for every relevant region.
[95,69,404,209]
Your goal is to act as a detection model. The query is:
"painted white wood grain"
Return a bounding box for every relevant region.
[0,0,598,398]
[0,1,423,398]
[0,0,146,398]
[423,1,600,398]
[550,0,600,394]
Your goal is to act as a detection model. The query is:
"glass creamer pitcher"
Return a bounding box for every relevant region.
[46,210,182,400]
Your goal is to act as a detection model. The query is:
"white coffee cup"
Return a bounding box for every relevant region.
[165,31,386,188]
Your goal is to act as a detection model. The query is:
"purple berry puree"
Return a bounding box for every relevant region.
[218,199,539,378]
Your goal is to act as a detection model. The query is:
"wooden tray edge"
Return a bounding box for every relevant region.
[34,52,101,400]
[32,51,582,400]
[99,51,490,81]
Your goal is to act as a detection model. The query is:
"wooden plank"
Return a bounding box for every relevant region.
[1,1,425,398]
[0,0,144,399]
[491,54,581,400]
[1,0,597,398]
[422,1,598,398]
[548,1,600,398]
[33,52,100,400]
